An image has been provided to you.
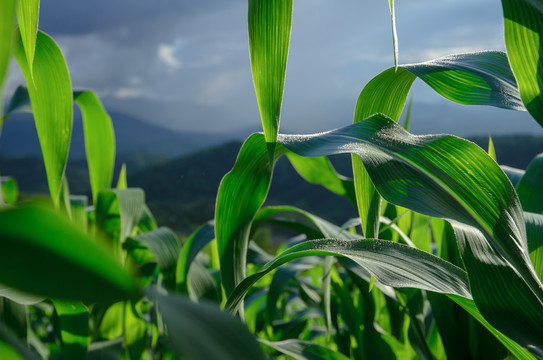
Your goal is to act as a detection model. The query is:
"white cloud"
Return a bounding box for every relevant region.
[114,87,144,99]
[158,43,181,70]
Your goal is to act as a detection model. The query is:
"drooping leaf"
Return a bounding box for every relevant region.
[215,134,284,297]
[15,0,39,79]
[502,0,543,125]
[149,290,267,360]
[0,206,140,303]
[51,299,89,360]
[11,29,72,206]
[248,0,292,146]
[502,165,525,187]
[488,137,497,161]
[176,221,215,294]
[516,154,543,213]
[0,284,44,305]
[0,0,15,105]
[226,238,470,314]
[276,115,543,356]
[74,91,115,205]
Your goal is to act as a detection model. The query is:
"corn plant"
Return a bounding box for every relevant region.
[1,0,543,359]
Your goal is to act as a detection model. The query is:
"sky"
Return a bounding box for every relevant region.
[5,0,543,138]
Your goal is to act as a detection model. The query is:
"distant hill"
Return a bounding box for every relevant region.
[1,133,541,236]
[0,110,234,158]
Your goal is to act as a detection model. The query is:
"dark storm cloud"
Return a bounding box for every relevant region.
[39,0,242,35]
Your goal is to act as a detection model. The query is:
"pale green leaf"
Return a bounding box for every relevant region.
[15,0,39,79]
[0,284,44,305]
[526,212,543,283]
[74,91,115,205]
[11,29,72,206]
[116,163,127,189]
[248,0,292,146]
[1,177,18,205]
[130,227,180,275]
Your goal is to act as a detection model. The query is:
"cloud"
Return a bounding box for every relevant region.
[158,43,181,70]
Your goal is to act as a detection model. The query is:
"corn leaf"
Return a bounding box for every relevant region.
[51,299,89,360]
[0,284,44,305]
[502,0,543,125]
[150,290,267,360]
[259,339,350,360]
[176,221,214,294]
[388,0,398,70]
[502,165,525,187]
[248,0,292,146]
[1,177,18,205]
[516,154,543,213]
[526,212,543,283]
[215,134,284,297]
[0,206,139,302]
[277,115,543,356]
[285,152,356,204]
[2,86,31,118]
[74,91,115,205]
[0,0,15,103]
[130,227,179,274]
[15,0,39,80]
[226,238,470,314]
[11,29,72,206]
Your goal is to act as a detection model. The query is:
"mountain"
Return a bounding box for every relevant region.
[0,110,235,158]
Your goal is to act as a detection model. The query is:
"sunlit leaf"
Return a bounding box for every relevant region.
[15,0,39,80]
[51,299,89,360]
[11,29,72,206]
[248,0,292,146]
[226,238,470,314]
[74,91,115,205]
[0,206,140,302]
[0,0,15,108]
[502,0,543,125]
[1,177,18,205]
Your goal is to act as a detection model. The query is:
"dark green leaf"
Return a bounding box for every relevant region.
[0,206,140,303]
[517,154,543,213]
[51,299,89,360]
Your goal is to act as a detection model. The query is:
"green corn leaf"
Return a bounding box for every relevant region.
[74,91,115,205]
[176,221,215,294]
[526,212,543,283]
[260,338,351,360]
[116,163,127,189]
[69,195,87,232]
[124,300,149,360]
[450,295,537,360]
[516,154,543,213]
[226,238,470,314]
[149,290,267,360]
[0,0,15,103]
[277,116,543,356]
[488,137,497,161]
[130,227,179,274]
[402,51,524,110]
[0,206,140,303]
[285,152,356,204]
[96,188,145,258]
[1,177,18,205]
[502,0,543,126]
[388,0,398,70]
[215,134,284,297]
[15,0,39,80]
[51,299,89,360]
[502,165,525,187]
[248,0,292,146]
[11,29,72,206]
